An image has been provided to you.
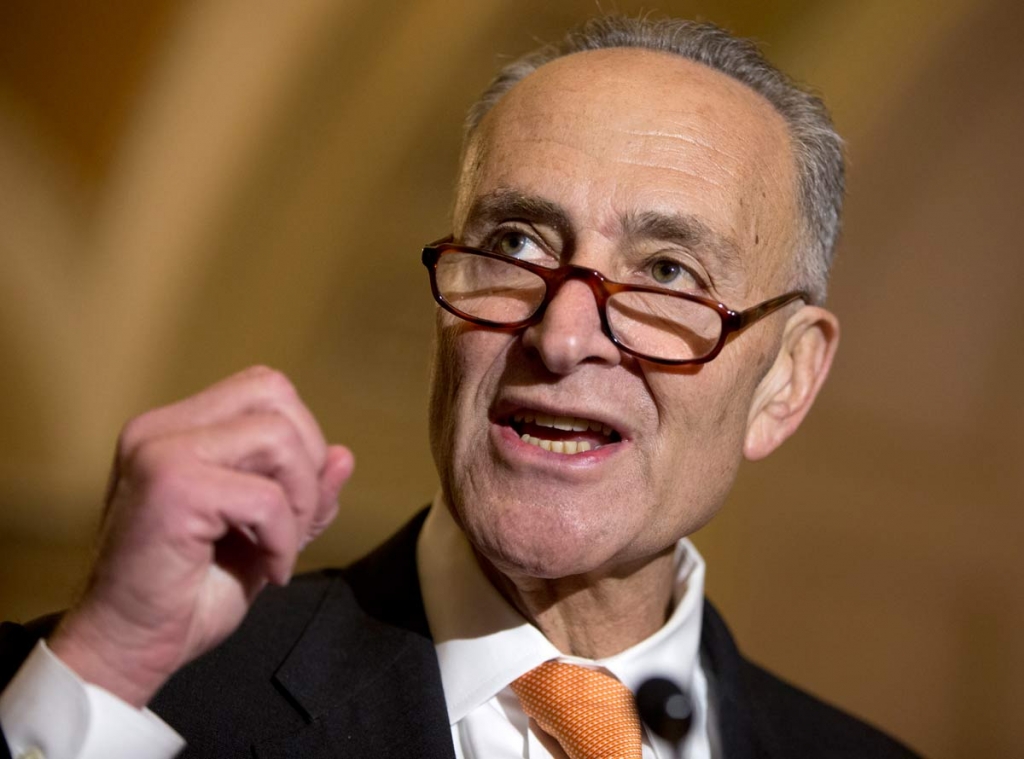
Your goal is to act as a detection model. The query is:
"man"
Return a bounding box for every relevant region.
[0,15,920,759]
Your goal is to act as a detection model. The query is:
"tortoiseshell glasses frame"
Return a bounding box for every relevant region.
[421,238,808,366]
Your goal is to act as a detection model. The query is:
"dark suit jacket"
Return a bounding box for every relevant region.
[1,510,921,758]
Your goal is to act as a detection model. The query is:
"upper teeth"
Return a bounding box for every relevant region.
[521,436,590,454]
[512,412,613,436]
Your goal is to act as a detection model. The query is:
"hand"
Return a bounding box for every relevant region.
[47,366,354,707]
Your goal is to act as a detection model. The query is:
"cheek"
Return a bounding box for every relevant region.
[648,359,757,481]
[428,317,462,470]
[428,317,511,464]
[638,369,750,541]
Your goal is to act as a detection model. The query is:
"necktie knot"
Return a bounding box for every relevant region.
[511,660,643,759]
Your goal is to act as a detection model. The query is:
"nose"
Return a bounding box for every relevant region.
[521,276,622,374]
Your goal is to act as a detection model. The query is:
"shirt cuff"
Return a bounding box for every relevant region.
[0,641,185,759]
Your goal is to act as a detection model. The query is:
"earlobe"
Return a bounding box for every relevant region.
[743,306,840,461]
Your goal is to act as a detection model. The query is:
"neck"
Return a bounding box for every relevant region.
[478,548,677,659]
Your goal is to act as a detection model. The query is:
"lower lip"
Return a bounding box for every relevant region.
[490,422,624,470]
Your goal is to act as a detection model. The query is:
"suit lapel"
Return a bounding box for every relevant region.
[701,600,761,759]
[254,509,455,759]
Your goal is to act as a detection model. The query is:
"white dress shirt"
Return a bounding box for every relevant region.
[417,499,713,759]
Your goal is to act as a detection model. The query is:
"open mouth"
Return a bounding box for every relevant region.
[507,411,622,455]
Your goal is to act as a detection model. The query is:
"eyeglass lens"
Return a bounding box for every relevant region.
[435,251,723,362]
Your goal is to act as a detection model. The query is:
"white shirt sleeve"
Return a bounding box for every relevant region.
[0,641,184,759]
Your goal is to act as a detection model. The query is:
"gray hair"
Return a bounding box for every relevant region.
[464,15,845,304]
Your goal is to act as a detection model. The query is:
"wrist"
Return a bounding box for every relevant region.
[48,607,178,708]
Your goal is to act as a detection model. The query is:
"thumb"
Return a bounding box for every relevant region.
[323,444,355,496]
[306,445,354,544]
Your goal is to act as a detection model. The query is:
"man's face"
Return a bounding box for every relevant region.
[430,48,801,580]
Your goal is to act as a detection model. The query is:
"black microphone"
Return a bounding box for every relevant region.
[636,677,692,758]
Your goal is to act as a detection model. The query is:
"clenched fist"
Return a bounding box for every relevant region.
[48,366,354,707]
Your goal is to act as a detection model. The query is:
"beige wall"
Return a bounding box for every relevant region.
[1,1,1022,756]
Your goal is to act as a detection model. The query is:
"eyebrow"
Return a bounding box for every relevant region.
[621,210,743,274]
[460,188,573,242]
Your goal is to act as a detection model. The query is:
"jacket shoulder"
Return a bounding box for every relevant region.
[738,658,922,758]
[701,600,923,759]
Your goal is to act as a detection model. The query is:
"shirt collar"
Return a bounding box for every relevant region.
[416,495,706,726]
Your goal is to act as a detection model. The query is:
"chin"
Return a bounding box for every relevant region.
[455,490,630,580]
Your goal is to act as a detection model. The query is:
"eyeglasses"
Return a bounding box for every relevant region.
[421,239,808,365]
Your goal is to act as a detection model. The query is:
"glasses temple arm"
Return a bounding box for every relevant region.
[735,291,810,328]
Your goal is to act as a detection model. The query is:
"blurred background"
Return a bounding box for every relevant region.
[1,0,1021,756]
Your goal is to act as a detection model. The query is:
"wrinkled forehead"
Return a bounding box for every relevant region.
[455,48,801,293]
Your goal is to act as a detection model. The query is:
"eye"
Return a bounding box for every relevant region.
[490,229,550,264]
[649,258,700,289]
[496,231,531,257]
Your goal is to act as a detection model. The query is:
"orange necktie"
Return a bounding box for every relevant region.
[511,660,643,759]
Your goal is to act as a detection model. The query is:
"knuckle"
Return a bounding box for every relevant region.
[248,478,289,523]
[123,438,188,497]
[256,411,304,459]
[126,435,170,475]
[248,365,297,400]
[116,414,152,460]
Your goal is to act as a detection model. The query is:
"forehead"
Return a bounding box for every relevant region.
[457,48,800,294]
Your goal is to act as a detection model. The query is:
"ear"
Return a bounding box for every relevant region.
[743,306,840,461]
